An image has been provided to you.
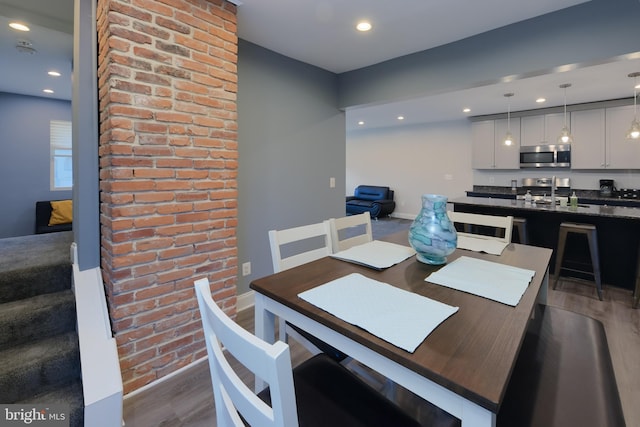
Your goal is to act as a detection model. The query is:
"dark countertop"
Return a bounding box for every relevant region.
[468,186,640,208]
[452,196,640,220]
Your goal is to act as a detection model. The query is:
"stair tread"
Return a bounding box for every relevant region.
[0,263,72,303]
[0,331,81,403]
[0,290,75,318]
[0,290,76,349]
[19,380,84,406]
[18,379,84,427]
[0,331,80,372]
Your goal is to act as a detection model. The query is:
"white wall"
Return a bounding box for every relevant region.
[347,118,640,212]
[346,120,473,219]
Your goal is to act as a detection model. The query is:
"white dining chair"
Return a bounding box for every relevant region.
[447,211,514,243]
[268,221,333,273]
[270,219,395,397]
[194,278,423,427]
[328,212,373,253]
[268,222,344,358]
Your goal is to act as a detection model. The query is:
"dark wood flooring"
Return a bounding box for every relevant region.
[123,279,639,427]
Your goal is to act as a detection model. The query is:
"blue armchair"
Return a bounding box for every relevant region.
[346,185,395,218]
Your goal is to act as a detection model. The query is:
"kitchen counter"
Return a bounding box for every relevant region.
[453,196,640,220]
[468,186,640,208]
[451,196,640,292]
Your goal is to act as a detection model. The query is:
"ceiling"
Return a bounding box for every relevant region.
[0,0,73,101]
[2,0,639,131]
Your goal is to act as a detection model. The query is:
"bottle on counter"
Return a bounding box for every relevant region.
[570,191,578,208]
[525,190,532,204]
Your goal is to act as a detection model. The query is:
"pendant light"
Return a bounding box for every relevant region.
[504,92,514,146]
[558,83,573,144]
[627,72,640,140]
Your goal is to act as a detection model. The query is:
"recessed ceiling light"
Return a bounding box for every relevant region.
[358,121,365,126]
[9,22,30,32]
[463,108,471,113]
[397,116,404,121]
[356,21,372,32]
[536,98,546,103]
[43,89,54,94]
[48,71,61,77]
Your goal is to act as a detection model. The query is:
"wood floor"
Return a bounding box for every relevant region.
[122,280,639,427]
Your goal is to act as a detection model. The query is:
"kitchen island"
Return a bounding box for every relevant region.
[451,196,640,292]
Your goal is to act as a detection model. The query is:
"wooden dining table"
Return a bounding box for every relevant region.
[250,231,553,427]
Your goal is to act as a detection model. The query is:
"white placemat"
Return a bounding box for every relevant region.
[330,240,416,270]
[425,256,535,306]
[457,235,509,255]
[298,273,458,352]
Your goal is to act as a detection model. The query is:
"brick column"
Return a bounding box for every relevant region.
[97,0,238,393]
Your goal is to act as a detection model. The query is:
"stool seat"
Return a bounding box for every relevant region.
[512,217,529,245]
[553,222,602,300]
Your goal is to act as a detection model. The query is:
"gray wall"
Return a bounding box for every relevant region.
[237,40,346,295]
[338,0,640,109]
[72,0,100,270]
[0,92,72,238]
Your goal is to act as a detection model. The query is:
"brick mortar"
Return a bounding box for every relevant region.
[97,0,238,394]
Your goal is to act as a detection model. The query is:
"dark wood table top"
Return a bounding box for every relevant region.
[250,231,553,413]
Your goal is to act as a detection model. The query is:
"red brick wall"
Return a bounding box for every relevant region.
[97,0,238,393]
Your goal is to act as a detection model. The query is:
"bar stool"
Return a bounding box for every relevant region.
[553,222,603,300]
[512,217,529,244]
[634,242,640,309]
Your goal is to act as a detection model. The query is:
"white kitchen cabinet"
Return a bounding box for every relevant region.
[472,118,520,169]
[521,113,567,146]
[570,109,606,169]
[571,105,640,169]
[605,105,640,169]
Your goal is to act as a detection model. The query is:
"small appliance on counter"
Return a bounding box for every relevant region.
[599,179,615,197]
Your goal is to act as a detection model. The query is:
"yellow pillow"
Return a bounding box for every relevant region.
[49,200,73,226]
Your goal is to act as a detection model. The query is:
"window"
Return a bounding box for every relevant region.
[50,120,72,190]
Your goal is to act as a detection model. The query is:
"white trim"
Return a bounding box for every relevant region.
[237,290,255,311]
[123,291,254,401]
[72,243,123,427]
[123,357,208,400]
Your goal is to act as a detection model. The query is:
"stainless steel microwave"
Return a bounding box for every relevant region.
[520,144,571,168]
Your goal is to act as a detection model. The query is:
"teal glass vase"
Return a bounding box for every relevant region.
[408,194,457,265]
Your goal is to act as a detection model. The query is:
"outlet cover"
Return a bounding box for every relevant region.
[242,262,251,276]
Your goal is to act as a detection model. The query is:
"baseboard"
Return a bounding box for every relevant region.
[125,291,254,401]
[73,244,123,427]
[123,356,208,400]
[237,290,255,311]
[390,212,416,220]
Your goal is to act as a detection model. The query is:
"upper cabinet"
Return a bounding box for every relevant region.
[472,118,520,169]
[572,105,640,169]
[521,113,567,146]
[570,109,606,169]
[605,105,640,169]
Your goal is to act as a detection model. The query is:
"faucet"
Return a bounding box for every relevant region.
[551,176,556,205]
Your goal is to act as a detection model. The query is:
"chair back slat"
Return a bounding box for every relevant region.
[448,211,514,243]
[195,278,299,427]
[329,212,373,253]
[268,222,333,272]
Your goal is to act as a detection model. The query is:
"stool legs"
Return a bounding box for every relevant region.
[513,218,529,245]
[553,227,568,290]
[587,228,603,301]
[553,223,603,301]
[634,243,640,309]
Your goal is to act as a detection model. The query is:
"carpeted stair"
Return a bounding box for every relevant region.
[0,231,83,426]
